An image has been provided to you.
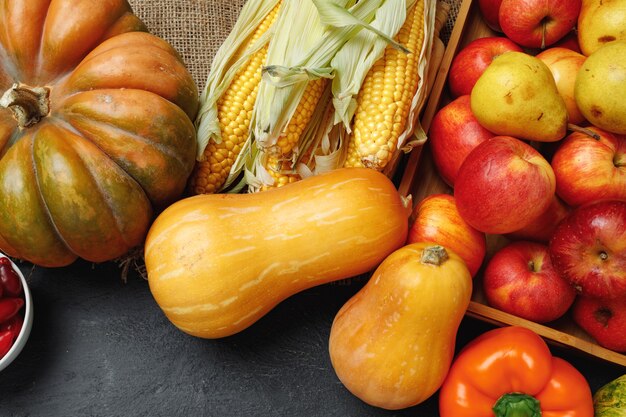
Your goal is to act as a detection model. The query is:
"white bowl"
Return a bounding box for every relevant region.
[0,254,33,372]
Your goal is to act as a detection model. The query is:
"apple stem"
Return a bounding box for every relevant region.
[567,123,601,140]
[541,20,547,50]
[527,260,536,272]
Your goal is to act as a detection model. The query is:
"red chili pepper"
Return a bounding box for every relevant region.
[0,298,24,323]
[0,262,22,297]
[0,329,14,358]
[0,315,23,339]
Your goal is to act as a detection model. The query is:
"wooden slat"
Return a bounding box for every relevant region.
[467,302,626,367]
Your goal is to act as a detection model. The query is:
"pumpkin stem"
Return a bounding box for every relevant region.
[493,393,542,417]
[420,245,449,266]
[0,83,50,128]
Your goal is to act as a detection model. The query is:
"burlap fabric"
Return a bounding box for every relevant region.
[128,0,247,92]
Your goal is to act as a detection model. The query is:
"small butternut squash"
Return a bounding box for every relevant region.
[145,167,410,338]
[328,243,472,410]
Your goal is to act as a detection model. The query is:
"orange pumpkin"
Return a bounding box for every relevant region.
[0,0,198,267]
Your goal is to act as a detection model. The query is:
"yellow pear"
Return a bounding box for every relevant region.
[470,51,568,142]
[575,40,626,134]
[577,0,626,56]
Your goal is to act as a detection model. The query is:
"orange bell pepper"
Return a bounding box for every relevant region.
[439,326,594,417]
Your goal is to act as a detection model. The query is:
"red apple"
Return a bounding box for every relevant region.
[551,127,626,207]
[549,200,626,300]
[536,47,587,125]
[448,37,523,97]
[483,241,576,323]
[429,95,495,186]
[408,193,486,277]
[552,30,582,53]
[573,296,626,352]
[499,0,582,49]
[506,195,571,243]
[478,0,504,32]
[454,136,556,235]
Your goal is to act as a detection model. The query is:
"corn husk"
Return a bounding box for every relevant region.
[251,0,405,152]
[310,0,439,177]
[331,0,418,130]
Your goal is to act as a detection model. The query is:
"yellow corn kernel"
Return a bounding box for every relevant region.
[343,135,364,168]
[344,0,425,170]
[260,154,300,191]
[189,3,281,194]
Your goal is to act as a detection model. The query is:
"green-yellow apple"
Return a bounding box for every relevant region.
[407,193,486,277]
[483,240,576,323]
[454,136,556,234]
[574,40,626,134]
[448,37,523,97]
[549,200,626,299]
[429,95,495,186]
[499,0,581,49]
[577,0,626,56]
[536,47,587,125]
[551,127,626,207]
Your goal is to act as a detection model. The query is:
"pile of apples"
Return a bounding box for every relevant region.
[411,0,626,352]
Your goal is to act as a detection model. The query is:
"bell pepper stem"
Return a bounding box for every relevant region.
[493,393,542,417]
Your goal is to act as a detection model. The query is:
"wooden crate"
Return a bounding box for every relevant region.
[399,0,626,367]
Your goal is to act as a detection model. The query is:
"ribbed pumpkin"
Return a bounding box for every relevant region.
[0,0,198,267]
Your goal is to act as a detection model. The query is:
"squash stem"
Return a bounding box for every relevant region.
[493,393,542,417]
[420,245,448,266]
[0,83,50,128]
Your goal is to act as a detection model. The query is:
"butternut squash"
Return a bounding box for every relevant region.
[144,167,410,338]
[329,243,472,410]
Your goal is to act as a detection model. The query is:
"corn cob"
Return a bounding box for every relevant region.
[330,0,415,131]
[189,3,281,194]
[344,0,425,170]
[259,77,327,190]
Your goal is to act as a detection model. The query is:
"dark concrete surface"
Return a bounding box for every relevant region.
[0,259,623,417]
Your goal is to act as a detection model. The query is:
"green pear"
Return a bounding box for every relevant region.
[575,40,626,134]
[577,0,626,56]
[470,51,568,142]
